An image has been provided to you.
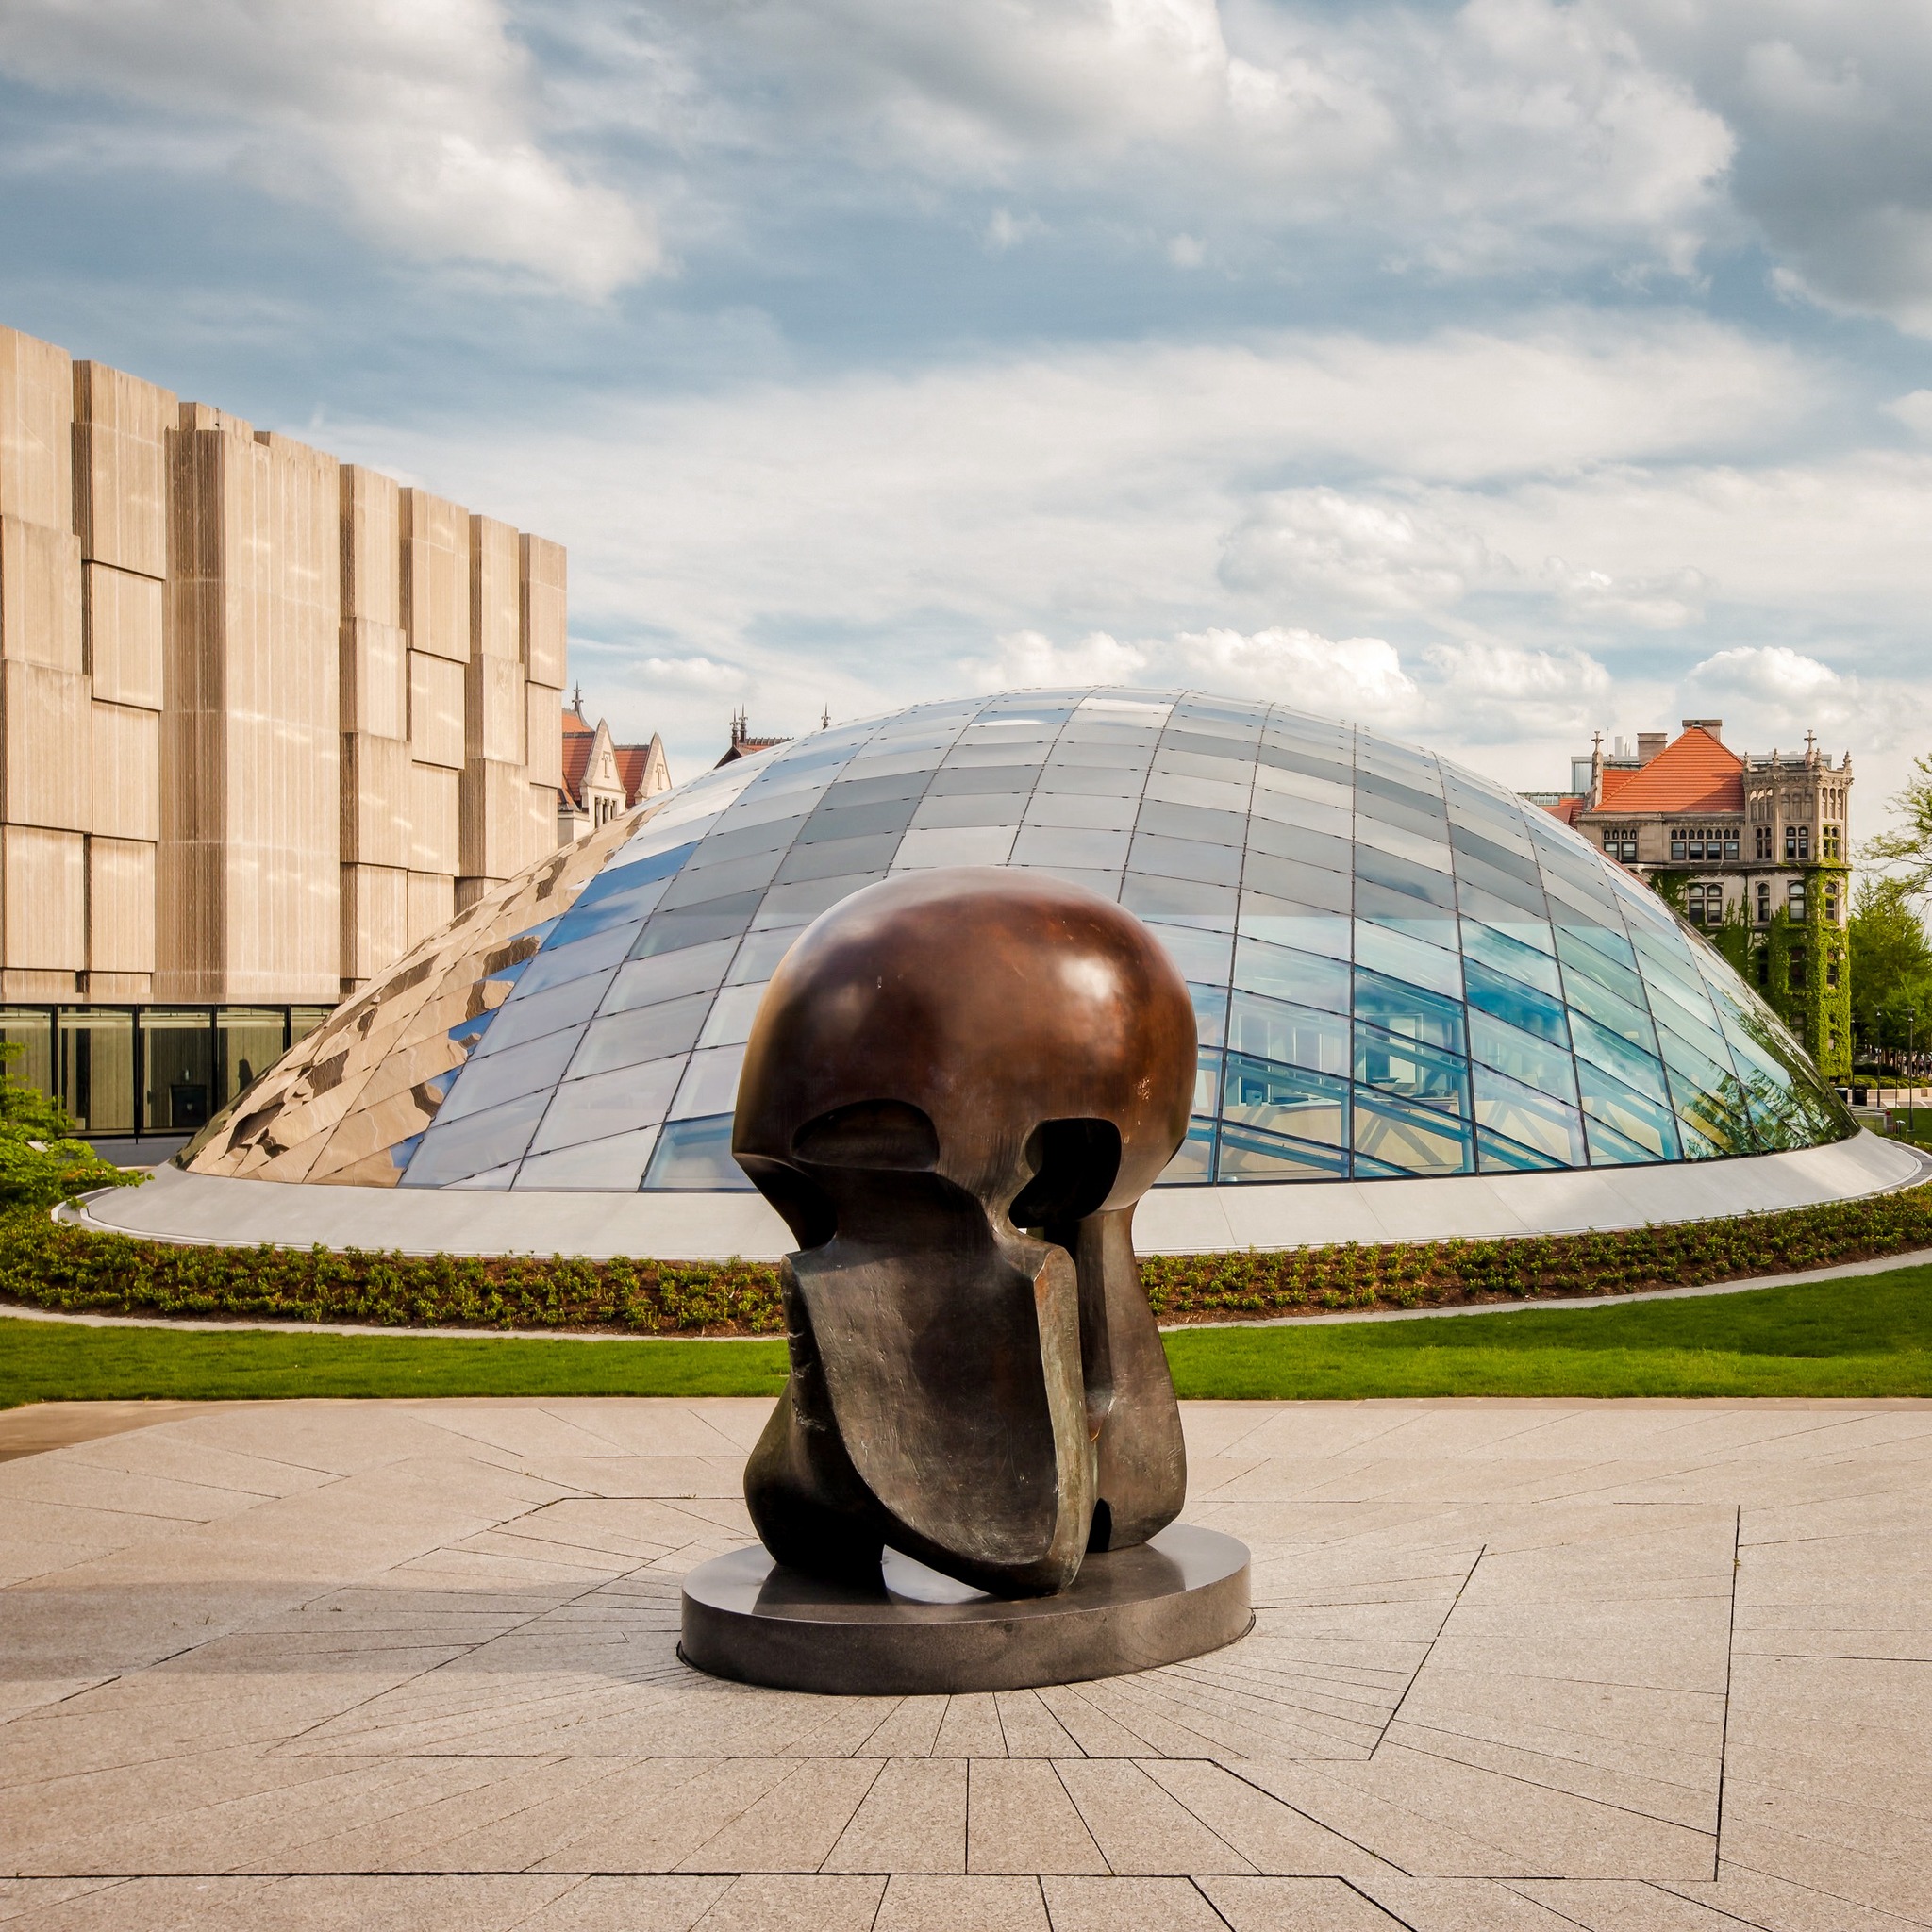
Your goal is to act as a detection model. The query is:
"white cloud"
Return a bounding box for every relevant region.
[1420,638,1611,741]
[0,0,656,296]
[1174,625,1419,718]
[320,308,1928,791]
[1223,489,1501,612]
[638,654,749,693]
[1607,0,1932,332]
[964,629,1149,690]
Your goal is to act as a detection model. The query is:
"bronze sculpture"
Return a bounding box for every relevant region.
[731,864,1197,1599]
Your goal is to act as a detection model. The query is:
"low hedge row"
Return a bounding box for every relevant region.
[4,1179,1932,1335]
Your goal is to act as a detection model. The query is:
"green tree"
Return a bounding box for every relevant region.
[0,1042,142,1209]
[1848,876,1932,1056]
[1865,755,1932,897]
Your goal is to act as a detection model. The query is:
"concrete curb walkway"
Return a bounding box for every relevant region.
[5,1241,1930,1343]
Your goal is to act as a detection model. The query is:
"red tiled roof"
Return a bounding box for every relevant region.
[1542,796,1583,825]
[1595,727,1742,813]
[560,713,594,807]
[613,744,653,804]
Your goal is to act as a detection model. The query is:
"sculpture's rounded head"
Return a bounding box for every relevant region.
[732,867,1195,1246]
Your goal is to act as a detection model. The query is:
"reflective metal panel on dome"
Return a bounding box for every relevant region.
[183,689,1852,1192]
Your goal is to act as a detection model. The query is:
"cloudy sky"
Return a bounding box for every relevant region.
[5,1,1929,821]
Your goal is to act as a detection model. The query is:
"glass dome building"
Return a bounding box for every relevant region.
[91,688,1901,1258]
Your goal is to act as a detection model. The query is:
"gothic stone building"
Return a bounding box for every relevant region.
[1536,720,1852,1078]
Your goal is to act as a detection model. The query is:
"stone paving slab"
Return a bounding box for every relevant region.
[4,1397,1932,1927]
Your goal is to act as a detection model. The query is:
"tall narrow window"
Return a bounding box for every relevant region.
[1757,881,1770,924]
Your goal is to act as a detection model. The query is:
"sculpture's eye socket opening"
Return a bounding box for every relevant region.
[1011,1117,1122,1228]
[793,1098,941,1172]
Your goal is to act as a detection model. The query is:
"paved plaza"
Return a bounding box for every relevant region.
[2,1395,1929,1929]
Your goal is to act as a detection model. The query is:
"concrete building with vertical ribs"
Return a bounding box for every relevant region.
[0,322,570,1137]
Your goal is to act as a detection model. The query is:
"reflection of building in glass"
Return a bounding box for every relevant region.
[558,693,672,841]
[182,690,1853,1198]
[1531,721,1852,1076]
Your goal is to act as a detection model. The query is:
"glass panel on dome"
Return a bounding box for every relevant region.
[728,926,804,984]
[814,772,930,810]
[1662,1062,1754,1158]
[1355,844,1457,909]
[1237,897,1351,958]
[757,872,890,922]
[1355,881,1457,940]
[545,855,688,945]
[571,992,711,1077]
[1010,825,1132,870]
[1038,759,1152,796]
[1141,921,1228,984]
[1457,872,1550,930]
[1353,1091,1471,1174]
[1136,800,1247,847]
[1475,1127,1568,1174]
[908,791,1030,830]
[1570,1009,1671,1104]
[1009,863,1124,896]
[1354,766,1444,815]
[1448,819,1541,879]
[699,981,769,1048]
[656,847,787,906]
[514,1126,660,1191]
[895,825,1019,869]
[1472,1063,1587,1166]
[470,972,615,1060]
[668,1044,747,1121]
[797,794,923,841]
[1249,787,1352,840]
[1469,1008,1576,1101]
[514,924,639,997]
[1127,833,1243,888]
[1463,958,1570,1046]
[1354,922,1462,1000]
[643,1113,754,1191]
[1257,741,1351,785]
[1354,1023,1468,1116]
[528,1056,684,1154]
[1354,966,1466,1056]
[776,833,904,883]
[1633,951,1723,1032]
[1354,817,1452,874]
[401,1088,548,1186]
[1253,758,1352,807]
[629,890,763,958]
[1143,770,1250,812]
[1577,1060,1681,1161]
[1227,992,1349,1076]
[691,814,810,864]
[1562,970,1659,1056]
[1189,982,1229,1049]
[1241,848,1351,903]
[1192,1046,1223,1115]
[1024,790,1140,830]
[1246,817,1354,875]
[1218,1121,1349,1181]
[1124,874,1238,925]
[1541,868,1623,927]
[1461,919,1561,994]
[1232,938,1351,1015]
[928,763,1044,795]
[1155,1117,1218,1183]
[605,937,739,1014]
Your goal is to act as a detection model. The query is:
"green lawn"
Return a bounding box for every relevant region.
[7,1262,1932,1405]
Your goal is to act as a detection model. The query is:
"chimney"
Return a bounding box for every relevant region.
[1681,718,1723,742]
[1637,732,1667,765]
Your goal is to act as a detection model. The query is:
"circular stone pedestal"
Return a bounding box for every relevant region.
[679,1523,1251,1695]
